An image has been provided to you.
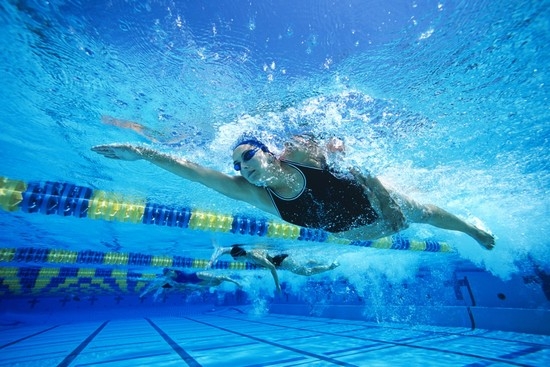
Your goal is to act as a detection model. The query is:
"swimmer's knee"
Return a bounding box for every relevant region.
[424,204,437,216]
[409,204,435,223]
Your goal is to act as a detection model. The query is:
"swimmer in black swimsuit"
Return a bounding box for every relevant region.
[93,133,495,250]
[137,268,240,301]
[208,244,339,293]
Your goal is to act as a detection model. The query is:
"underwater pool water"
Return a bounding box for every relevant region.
[1,0,549,366]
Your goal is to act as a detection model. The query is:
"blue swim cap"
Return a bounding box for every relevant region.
[232,133,271,153]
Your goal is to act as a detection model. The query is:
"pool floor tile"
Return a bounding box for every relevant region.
[1,311,549,366]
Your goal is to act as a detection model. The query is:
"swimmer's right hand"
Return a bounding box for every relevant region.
[91,143,144,161]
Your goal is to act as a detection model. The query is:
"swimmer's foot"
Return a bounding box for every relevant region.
[474,229,495,250]
[466,218,495,250]
[330,261,340,270]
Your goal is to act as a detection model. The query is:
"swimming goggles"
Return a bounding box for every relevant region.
[234,147,260,171]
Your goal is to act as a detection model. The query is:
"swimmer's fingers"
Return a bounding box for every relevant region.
[91,144,143,161]
[91,145,119,159]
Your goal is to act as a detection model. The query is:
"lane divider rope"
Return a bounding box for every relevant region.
[0,264,248,296]
[0,176,452,252]
[0,247,255,270]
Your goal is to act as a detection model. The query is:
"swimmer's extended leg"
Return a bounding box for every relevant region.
[196,271,241,287]
[420,204,495,250]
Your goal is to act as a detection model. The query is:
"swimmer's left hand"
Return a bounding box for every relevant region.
[91,143,144,161]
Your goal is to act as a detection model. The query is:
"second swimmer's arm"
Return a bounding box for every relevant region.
[267,264,281,293]
[249,252,281,292]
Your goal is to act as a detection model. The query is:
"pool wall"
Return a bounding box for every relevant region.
[270,269,550,335]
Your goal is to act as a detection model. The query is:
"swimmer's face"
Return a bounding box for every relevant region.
[232,144,273,186]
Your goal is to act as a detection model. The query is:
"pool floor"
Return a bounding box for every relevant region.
[1,310,549,366]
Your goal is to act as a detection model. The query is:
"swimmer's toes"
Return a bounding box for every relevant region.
[482,235,496,251]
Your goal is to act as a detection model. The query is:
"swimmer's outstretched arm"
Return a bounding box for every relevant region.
[91,143,268,208]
